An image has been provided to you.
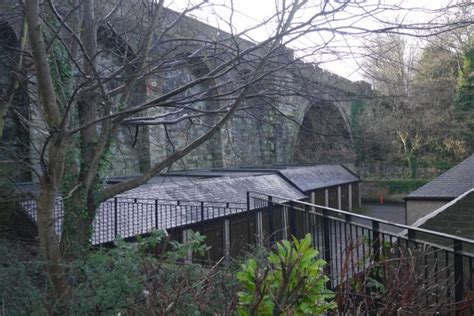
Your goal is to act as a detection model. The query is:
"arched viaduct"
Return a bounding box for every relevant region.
[0,3,371,179]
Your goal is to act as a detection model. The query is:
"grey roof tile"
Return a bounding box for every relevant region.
[278,165,359,192]
[23,167,359,246]
[118,174,306,203]
[406,154,474,199]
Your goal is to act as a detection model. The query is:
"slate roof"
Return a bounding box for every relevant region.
[21,174,305,245]
[278,165,359,192]
[165,169,271,179]
[20,165,360,246]
[406,154,474,200]
[118,174,306,203]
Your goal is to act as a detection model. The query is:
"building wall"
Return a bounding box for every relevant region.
[418,191,474,239]
[406,200,448,225]
[309,182,359,212]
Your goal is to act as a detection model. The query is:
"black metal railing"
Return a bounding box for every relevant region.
[17,197,246,246]
[14,191,474,312]
[247,191,474,314]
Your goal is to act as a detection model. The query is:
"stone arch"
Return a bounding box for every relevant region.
[141,52,223,171]
[293,99,354,163]
[93,26,224,175]
[94,24,154,176]
[0,20,30,181]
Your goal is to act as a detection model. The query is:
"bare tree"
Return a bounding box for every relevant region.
[358,19,472,178]
[1,0,472,300]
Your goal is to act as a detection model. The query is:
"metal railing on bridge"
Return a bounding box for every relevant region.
[13,191,474,313]
[248,191,474,314]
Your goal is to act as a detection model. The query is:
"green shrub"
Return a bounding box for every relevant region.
[236,234,336,315]
[1,233,337,315]
[367,179,429,194]
[0,231,239,315]
[0,241,47,315]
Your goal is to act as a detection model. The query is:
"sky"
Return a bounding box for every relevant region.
[166,0,469,81]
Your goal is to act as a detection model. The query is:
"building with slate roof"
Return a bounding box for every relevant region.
[118,174,306,205]
[405,154,474,224]
[17,164,360,259]
[277,165,360,211]
[159,164,361,211]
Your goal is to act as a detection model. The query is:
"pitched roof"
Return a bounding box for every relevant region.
[118,174,306,204]
[21,165,360,245]
[278,165,359,192]
[406,154,474,200]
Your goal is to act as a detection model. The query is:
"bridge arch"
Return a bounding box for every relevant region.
[292,99,354,163]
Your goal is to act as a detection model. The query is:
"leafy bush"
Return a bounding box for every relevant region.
[1,232,337,314]
[0,241,47,315]
[0,231,239,315]
[236,234,335,315]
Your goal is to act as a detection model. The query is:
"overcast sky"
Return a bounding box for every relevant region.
[166,0,467,81]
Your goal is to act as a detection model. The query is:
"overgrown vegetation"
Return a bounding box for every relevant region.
[0,232,336,315]
[366,179,429,194]
[335,238,474,314]
[357,26,473,178]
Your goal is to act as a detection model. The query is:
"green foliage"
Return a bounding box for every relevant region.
[351,99,366,164]
[456,38,474,113]
[455,37,474,150]
[68,239,144,315]
[0,241,47,315]
[0,231,239,315]
[236,234,335,315]
[367,179,429,194]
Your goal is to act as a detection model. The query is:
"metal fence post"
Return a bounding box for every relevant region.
[268,196,274,242]
[289,200,296,237]
[246,192,253,244]
[372,220,381,262]
[453,238,464,313]
[304,204,310,236]
[407,228,416,241]
[114,197,118,239]
[200,201,205,232]
[154,199,158,229]
[348,183,352,212]
[322,209,332,287]
[282,205,288,240]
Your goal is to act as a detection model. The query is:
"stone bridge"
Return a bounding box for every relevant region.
[0,3,371,179]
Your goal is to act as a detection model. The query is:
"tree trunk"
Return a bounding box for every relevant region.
[37,180,70,300]
[408,156,417,179]
[60,188,95,258]
[60,0,100,256]
[25,0,70,299]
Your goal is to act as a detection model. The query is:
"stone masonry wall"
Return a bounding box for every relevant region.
[1,4,371,179]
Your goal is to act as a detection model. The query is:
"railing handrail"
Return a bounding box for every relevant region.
[248,191,474,245]
[18,196,247,208]
[114,197,247,206]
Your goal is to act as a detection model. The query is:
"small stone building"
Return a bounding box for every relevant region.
[405,154,474,224]
[411,189,474,240]
[278,165,360,210]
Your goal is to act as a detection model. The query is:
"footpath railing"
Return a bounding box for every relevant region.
[13,192,474,313]
[17,197,246,246]
[248,191,474,314]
